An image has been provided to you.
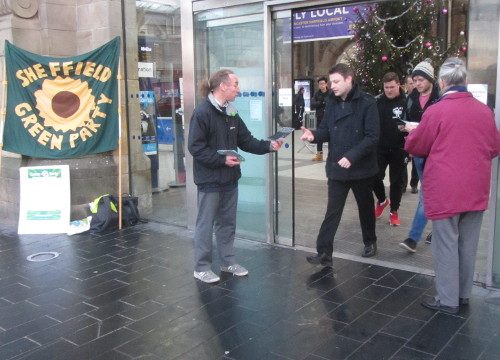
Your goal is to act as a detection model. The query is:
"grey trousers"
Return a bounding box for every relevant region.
[193,188,238,272]
[431,211,483,307]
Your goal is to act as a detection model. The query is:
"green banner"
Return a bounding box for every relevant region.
[3,37,120,158]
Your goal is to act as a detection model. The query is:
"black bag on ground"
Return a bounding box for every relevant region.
[89,194,119,233]
[122,194,141,227]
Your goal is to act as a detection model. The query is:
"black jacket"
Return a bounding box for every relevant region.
[376,91,406,149]
[405,85,440,123]
[311,89,331,124]
[188,98,271,190]
[313,85,379,181]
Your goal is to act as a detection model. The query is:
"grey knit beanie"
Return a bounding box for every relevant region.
[412,59,434,82]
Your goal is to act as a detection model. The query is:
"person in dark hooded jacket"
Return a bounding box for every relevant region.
[188,69,283,283]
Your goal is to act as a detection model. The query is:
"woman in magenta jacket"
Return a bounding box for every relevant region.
[404,57,500,314]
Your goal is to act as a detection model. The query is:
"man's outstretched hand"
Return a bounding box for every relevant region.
[300,126,314,142]
[271,139,284,151]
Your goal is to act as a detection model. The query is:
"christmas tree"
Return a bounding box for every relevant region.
[346,0,467,95]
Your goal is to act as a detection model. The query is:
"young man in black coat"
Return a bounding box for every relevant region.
[310,77,331,161]
[301,63,380,264]
[373,72,407,226]
[188,69,283,283]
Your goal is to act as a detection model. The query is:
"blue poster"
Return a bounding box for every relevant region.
[292,5,369,42]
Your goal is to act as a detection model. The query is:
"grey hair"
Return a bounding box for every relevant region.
[438,57,467,86]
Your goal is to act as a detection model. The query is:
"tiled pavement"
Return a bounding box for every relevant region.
[0,222,499,360]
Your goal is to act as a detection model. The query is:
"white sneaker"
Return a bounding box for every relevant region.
[193,270,220,283]
[220,264,248,276]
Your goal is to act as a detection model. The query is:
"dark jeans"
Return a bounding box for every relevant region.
[372,148,407,212]
[316,177,377,256]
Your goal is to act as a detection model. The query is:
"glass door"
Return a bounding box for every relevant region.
[194,4,269,242]
[272,10,294,245]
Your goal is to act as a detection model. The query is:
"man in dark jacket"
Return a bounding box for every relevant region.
[301,63,380,264]
[373,72,407,227]
[188,69,283,283]
[310,77,330,161]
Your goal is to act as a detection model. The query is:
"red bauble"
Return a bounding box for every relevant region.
[424,41,432,48]
[461,46,467,53]
[441,8,448,14]
[381,55,388,62]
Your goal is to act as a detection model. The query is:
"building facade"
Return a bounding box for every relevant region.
[0,0,499,287]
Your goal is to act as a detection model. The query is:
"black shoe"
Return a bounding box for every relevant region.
[306,253,333,266]
[459,298,469,306]
[399,238,417,253]
[362,243,377,258]
[425,232,432,244]
[411,187,419,194]
[421,297,459,314]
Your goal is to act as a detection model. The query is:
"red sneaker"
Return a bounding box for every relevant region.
[375,199,390,218]
[390,212,400,226]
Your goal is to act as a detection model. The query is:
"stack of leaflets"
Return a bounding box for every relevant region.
[268,127,294,140]
[217,150,245,162]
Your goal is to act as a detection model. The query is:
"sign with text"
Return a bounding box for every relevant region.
[293,5,368,42]
[3,37,120,158]
[138,62,155,78]
[18,165,70,234]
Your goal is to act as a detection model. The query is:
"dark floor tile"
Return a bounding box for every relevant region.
[374,269,415,289]
[48,302,97,322]
[119,300,164,321]
[458,305,500,341]
[347,333,405,360]
[405,274,435,290]
[71,327,140,359]
[87,299,135,321]
[26,288,87,308]
[321,276,374,304]
[356,284,392,302]
[287,298,339,323]
[181,321,264,359]
[1,283,43,303]
[339,310,393,342]
[124,303,188,334]
[64,314,132,345]
[17,339,77,360]
[372,285,425,316]
[480,334,500,360]
[312,334,362,359]
[399,294,437,322]
[93,350,135,359]
[407,312,466,355]
[327,296,376,324]
[0,337,39,359]
[436,333,488,360]
[0,302,61,331]
[381,315,426,339]
[358,265,391,280]
[391,347,434,360]
[0,315,59,346]
[28,314,97,345]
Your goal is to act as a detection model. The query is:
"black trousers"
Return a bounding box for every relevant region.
[372,148,407,212]
[316,177,377,256]
[410,158,419,188]
[316,118,323,152]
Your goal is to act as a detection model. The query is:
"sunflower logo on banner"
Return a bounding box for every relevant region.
[3,37,120,158]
